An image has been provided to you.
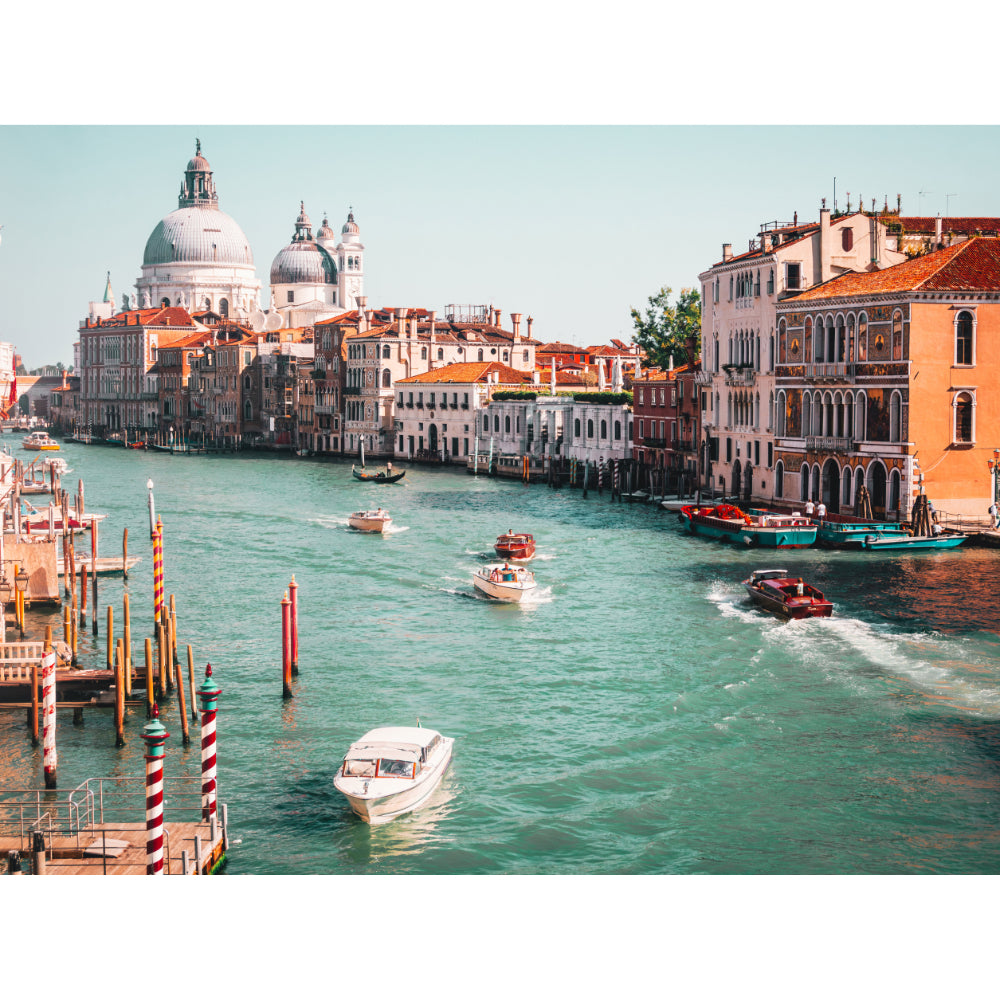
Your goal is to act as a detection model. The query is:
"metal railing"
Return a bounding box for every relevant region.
[806,435,854,454]
[805,362,855,379]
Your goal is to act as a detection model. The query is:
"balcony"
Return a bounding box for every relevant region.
[641,437,668,448]
[692,372,713,386]
[804,362,855,381]
[806,435,854,454]
[722,364,756,387]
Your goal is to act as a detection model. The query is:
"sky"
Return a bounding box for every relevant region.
[4,122,1000,370]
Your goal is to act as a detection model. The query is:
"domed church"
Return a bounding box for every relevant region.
[270,203,365,328]
[135,140,262,320]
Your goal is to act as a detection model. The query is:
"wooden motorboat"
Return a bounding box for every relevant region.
[681,504,817,548]
[494,530,536,561]
[473,563,537,602]
[22,432,59,451]
[352,464,405,483]
[348,509,392,533]
[743,569,833,620]
[334,726,454,825]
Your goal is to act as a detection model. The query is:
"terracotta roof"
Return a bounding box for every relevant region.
[895,216,1000,235]
[537,342,586,354]
[785,237,1000,301]
[397,362,532,384]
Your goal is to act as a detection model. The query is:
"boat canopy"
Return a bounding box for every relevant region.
[345,726,441,761]
[346,743,422,764]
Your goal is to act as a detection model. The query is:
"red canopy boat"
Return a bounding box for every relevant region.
[494,531,536,561]
[742,569,833,620]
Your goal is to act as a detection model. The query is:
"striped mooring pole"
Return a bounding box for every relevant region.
[41,642,57,789]
[197,664,221,821]
[152,519,164,627]
[288,576,299,676]
[141,705,170,874]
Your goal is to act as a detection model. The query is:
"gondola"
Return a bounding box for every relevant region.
[352,464,406,484]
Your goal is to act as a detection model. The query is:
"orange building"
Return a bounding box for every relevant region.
[773,237,1000,520]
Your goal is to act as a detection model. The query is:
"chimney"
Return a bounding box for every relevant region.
[359,309,369,334]
[819,202,831,284]
[527,316,534,339]
[722,243,732,262]
[511,312,521,341]
[935,214,942,248]
[494,309,502,329]
[357,295,367,312]
[428,310,436,369]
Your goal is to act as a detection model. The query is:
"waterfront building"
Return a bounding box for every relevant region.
[186,326,260,449]
[697,203,906,503]
[334,303,537,459]
[134,141,261,320]
[632,350,702,493]
[270,204,365,329]
[254,331,314,449]
[77,304,201,437]
[49,373,80,434]
[395,362,532,460]
[773,236,1000,520]
[153,332,204,443]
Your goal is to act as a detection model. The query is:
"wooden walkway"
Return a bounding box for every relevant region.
[1,820,225,875]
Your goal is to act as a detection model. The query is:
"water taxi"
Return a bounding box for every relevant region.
[494,530,536,561]
[743,569,833,619]
[348,508,392,533]
[473,563,537,602]
[681,504,817,548]
[334,726,454,825]
[22,432,59,451]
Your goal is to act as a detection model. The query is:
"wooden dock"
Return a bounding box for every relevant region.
[57,555,142,576]
[0,779,228,875]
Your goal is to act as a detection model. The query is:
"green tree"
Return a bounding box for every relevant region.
[629,286,701,369]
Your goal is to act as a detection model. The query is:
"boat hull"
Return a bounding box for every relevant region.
[681,506,816,548]
[494,535,535,561]
[352,465,405,483]
[473,566,536,602]
[860,533,966,550]
[744,584,833,619]
[348,512,391,532]
[335,739,454,825]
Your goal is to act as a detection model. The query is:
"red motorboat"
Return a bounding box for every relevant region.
[742,569,833,620]
[494,530,536,561]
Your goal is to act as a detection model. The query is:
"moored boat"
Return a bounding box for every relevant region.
[860,531,967,550]
[473,563,537,602]
[743,569,833,620]
[334,726,454,824]
[811,517,911,548]
[494,530,536,561]
[22,431,59,451]
[352,464,405,483]
[348,508,392,533]
[680,504,817,548]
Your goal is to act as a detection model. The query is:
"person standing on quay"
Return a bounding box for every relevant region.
[805,498,815,517]
[816,500,827,520]
[990,501,999,529]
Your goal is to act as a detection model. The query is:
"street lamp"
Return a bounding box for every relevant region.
[15,568,28,638]
[147,479,156,539]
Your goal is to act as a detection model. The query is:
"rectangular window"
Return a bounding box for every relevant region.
[767,442,773,468]
[287,291,294,303]
[786,263,801,290]
[726,437,732,462]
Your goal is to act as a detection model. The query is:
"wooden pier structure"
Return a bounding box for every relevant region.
[0,778,228,875]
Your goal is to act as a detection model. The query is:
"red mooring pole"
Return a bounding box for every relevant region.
[141,705,170,874]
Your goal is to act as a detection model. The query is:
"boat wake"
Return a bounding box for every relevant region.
[383,524,409,535]
[781,614,1000,717]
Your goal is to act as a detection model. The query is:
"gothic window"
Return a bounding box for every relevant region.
[775,461,784,497]
[892,310,903,361]
[615,421,621,440]
[956,311,974,365]
[889,391,902,442]
[505,415,511,433]
[382,370,391,388]
[954,392,974,443]
[600,419,607,439]
[382,344,391,359]
[587,419,594,438]
[842,228,854,251]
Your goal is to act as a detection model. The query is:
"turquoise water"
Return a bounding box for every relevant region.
[3,441,1000,874]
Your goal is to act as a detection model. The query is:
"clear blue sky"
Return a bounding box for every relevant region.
[3,124,999,370]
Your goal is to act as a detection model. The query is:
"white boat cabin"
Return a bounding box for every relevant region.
[340,727,444,781]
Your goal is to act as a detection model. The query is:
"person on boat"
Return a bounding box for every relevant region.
[932,521,943,536]
[805,499,815,516]
[816,501,827,520]
[502,563,513,582]
[990,502,1000,529]
[796,582,804,597]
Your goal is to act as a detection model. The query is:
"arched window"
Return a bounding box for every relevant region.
[574,418,581,437]
[954,392,974,443]
[811,465,820,502]
[600,419,607,439]
[243,399,252,420]
[382,345,391,359]
[483,415,489,432]
[243,374,252,390]
[160,297,170,308]
[842,227,854,252]
[855,394,867,441]
[802,393,811,440]
[778,318,787,363]
[956,310,974,365]
[889,391,901,442]
[477,349,484,361]
[504,415,511,433]
[858,313,868,361]
[587,419,594,438]
[800,463,809,501]
[219,298,229,317]
[382,369,391,388]
[892,310,903,361]
[494,414,500,433]
[614,420,621,440]
[421,347,428,360]
[775,460,784,498]
[842,467,853,507]
[888,470,901,513]
[437,348,444,360]
[836,316,846,361]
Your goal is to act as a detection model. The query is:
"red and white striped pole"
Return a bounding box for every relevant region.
[288,576,299,676]
[197,664,221,821]
[41,647,57,789]
[141,704,170,874]
[281,591,292,699]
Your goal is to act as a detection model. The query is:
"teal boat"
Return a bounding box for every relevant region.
[860,531,967,551]
[681,504,817,548]
[811,519,911,549]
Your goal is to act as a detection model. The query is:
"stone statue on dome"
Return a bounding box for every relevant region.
[142,289,151,308]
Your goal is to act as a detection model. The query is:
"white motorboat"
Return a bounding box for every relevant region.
[473,562,537,602]
[334,726,454,825]
[348,508,392,532]
[22,431,59,451]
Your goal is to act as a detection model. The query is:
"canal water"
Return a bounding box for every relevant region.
[3,441,1000,875]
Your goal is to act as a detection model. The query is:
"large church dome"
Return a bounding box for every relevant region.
[143,207,255,266]
[270,202,338,284]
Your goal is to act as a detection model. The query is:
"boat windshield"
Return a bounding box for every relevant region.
[377,758,416,778]
[343,759,377,777]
